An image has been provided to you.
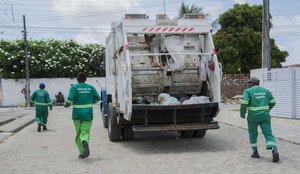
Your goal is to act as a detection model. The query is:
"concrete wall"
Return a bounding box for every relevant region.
[221,74,249,98]
[0,77,105,106]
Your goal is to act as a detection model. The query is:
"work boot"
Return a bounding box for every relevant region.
[78,154,85,159]
[43,126,47,131]
[37,124,41,132]
[251,151,260,158]
[82,141,90,158]
[272,149,280,162]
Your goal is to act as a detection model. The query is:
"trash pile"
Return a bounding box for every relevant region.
[221,95,243,104]
[133,93,210,105]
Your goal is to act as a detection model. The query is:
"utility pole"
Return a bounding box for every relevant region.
[163,0,166,14]
[22,15,30,107]
[262,0,271,71]
[11,4,15,21]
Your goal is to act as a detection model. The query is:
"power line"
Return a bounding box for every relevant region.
[7,0,182,23]
[0,25,110,30]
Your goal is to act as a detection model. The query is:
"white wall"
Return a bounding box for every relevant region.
[1,77,105,106]
[250,67,300,119]
[250,68,267,82]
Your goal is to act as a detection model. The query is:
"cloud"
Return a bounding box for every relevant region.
[276,43,287,51]
[272,15,300,65]
[281,40,300,66]
[202,1,225,18]
[271,15,300,34]
[52,0,143,43]
[234,0,248,4]
[74,33,101,44]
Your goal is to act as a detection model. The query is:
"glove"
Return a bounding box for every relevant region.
[240,114,245,119]
[49,106,53,111]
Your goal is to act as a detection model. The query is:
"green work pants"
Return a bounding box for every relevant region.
[35,106,49,125]
[247,119,277,152]
[73,120,92,155]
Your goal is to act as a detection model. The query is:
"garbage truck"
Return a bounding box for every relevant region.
[101,14,222,141]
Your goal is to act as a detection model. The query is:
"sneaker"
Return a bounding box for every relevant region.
[82,141,90,158]
[78,154,85,159]
[37,124,41,132]
[43,126,47,131]
[251,151,261,158]
[272,149,280,162]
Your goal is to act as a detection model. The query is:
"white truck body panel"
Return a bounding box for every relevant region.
[105,15,221,121]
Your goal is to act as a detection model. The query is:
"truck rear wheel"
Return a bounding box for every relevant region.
[180,130,194,138]
[108,103,121,141]
[122,126,134,140]
[193,130,206,138]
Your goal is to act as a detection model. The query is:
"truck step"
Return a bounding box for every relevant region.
[132,122,219,132]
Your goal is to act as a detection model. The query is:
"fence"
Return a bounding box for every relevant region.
[262,68,300,119]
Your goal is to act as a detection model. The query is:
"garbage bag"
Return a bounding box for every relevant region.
[182,96,210,105]
[158,93,181,105]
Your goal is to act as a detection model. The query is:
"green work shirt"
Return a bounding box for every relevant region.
[30,89,52,111]
[240,86,276,122]
[65,83,100,121]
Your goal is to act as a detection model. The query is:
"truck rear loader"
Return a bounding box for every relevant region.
[101,14,222,141]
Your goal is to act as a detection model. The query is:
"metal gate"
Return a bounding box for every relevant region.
[262,68,300,119]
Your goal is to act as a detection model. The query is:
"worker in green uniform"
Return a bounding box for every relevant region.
[30,83,53,132]
[240,77,279,162]
[64,72,100,159]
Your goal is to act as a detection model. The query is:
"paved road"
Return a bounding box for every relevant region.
[0,106,299,174]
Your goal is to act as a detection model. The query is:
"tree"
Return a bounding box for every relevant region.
[0,39,105,78]
[177,2,203,19]
[213,4,288,74]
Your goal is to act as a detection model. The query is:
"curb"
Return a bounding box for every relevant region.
[11,118,35,133]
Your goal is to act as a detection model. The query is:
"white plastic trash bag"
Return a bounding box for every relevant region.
[158,93,181,105]
[182,96,210,105]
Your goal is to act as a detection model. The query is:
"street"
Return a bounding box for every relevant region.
[0,105,299,174]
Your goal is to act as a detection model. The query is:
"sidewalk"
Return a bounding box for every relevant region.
[217,104,300,145]
[0,108,35,142]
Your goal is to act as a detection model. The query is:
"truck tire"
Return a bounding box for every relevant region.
[108,103,121,141]
[180,130,194,138]
[193,130,206,138]
[122,126,134,140]
[102,115,108,128]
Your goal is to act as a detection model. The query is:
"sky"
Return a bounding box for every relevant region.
[0,0,299,66]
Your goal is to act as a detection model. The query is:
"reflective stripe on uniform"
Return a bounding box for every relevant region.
[73,104,93,108]
[248,106,269,111]
[241,100,249,104]
[270,99,276,103]
[35,102,49,106]
[66,99,73,103]
[266,141,276,146]
[251,143,257,147]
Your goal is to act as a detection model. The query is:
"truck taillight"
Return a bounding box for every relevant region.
[125,14,147,19]
[184,14,205,19]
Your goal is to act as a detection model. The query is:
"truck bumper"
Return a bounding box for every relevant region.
[125,102,220,125]
[132,122,219,132]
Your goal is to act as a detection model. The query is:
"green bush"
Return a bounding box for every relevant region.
[0,39,105,78]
